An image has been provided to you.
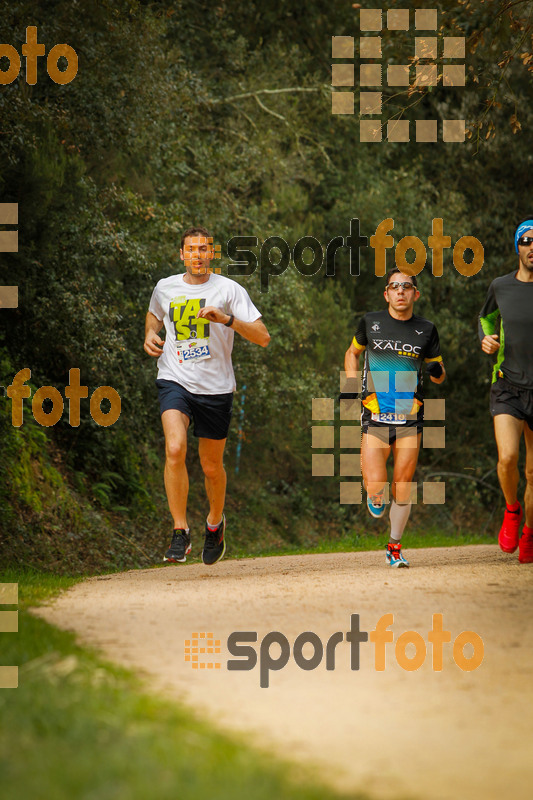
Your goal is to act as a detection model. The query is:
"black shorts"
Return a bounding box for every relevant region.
[490,376,533,431]
[361,407,422,445]
[362,422,422,445]
[156,379,233,440]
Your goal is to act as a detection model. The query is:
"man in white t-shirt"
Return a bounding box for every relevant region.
[144,226,270,565]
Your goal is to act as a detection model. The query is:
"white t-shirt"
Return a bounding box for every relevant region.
[148,272,261,394]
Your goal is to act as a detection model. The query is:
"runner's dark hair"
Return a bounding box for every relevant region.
[180,226,211,250]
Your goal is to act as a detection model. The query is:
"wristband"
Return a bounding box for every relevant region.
[224,314,234,328]
[426,361,443,378]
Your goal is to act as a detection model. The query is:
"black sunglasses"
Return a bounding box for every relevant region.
[518,236,533,247]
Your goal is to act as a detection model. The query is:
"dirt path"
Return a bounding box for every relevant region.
[34,545,533,800]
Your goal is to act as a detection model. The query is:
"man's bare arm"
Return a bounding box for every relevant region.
[344,341,365,377]
[144,312,164,357]
[196,306,270,347]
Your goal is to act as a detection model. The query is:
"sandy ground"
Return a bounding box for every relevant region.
[34,545,533,800]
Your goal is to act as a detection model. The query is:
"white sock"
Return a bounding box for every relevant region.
[389,500,411,543]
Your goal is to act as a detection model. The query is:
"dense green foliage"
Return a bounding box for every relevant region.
[0,0,531,570]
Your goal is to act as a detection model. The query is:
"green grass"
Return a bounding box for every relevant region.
[0,569,368,800]
[0,567,81,607]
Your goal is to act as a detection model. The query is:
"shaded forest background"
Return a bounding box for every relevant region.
[0,0,532,571]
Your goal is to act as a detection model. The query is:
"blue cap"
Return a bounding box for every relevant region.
[515,220,533,253]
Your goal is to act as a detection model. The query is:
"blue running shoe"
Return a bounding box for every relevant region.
[367,491,387,519]
[386,542,409,568]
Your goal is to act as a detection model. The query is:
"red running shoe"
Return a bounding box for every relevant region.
[498,503,523,553]
[519,527,533,564]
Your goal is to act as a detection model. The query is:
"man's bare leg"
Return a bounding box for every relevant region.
[161,409,190,529]
[199,437,227,525]
[391,431,421,503]
[361,431,391,506]
[494,414,524,505]
[518,424,533,562]
[494,414,524,552]
[523,423,533,529]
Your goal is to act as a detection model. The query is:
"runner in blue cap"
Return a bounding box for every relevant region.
[479,217,533,563]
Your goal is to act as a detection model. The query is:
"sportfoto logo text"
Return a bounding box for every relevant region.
[225,218,484,292]
[185,613,484,688]
[5,369,121,427]
[0,27,78,85]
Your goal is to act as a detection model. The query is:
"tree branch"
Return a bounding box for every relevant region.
[209,87,323,105]
[254,94,286,121]
[422,472,498,491]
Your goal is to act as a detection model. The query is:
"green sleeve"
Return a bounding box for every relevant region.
[478,282,499,340]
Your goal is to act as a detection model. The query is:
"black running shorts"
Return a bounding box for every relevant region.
[361,405,423,445]
[362,422,422,446]
[156,379,233,440]
[490,375,533,431]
